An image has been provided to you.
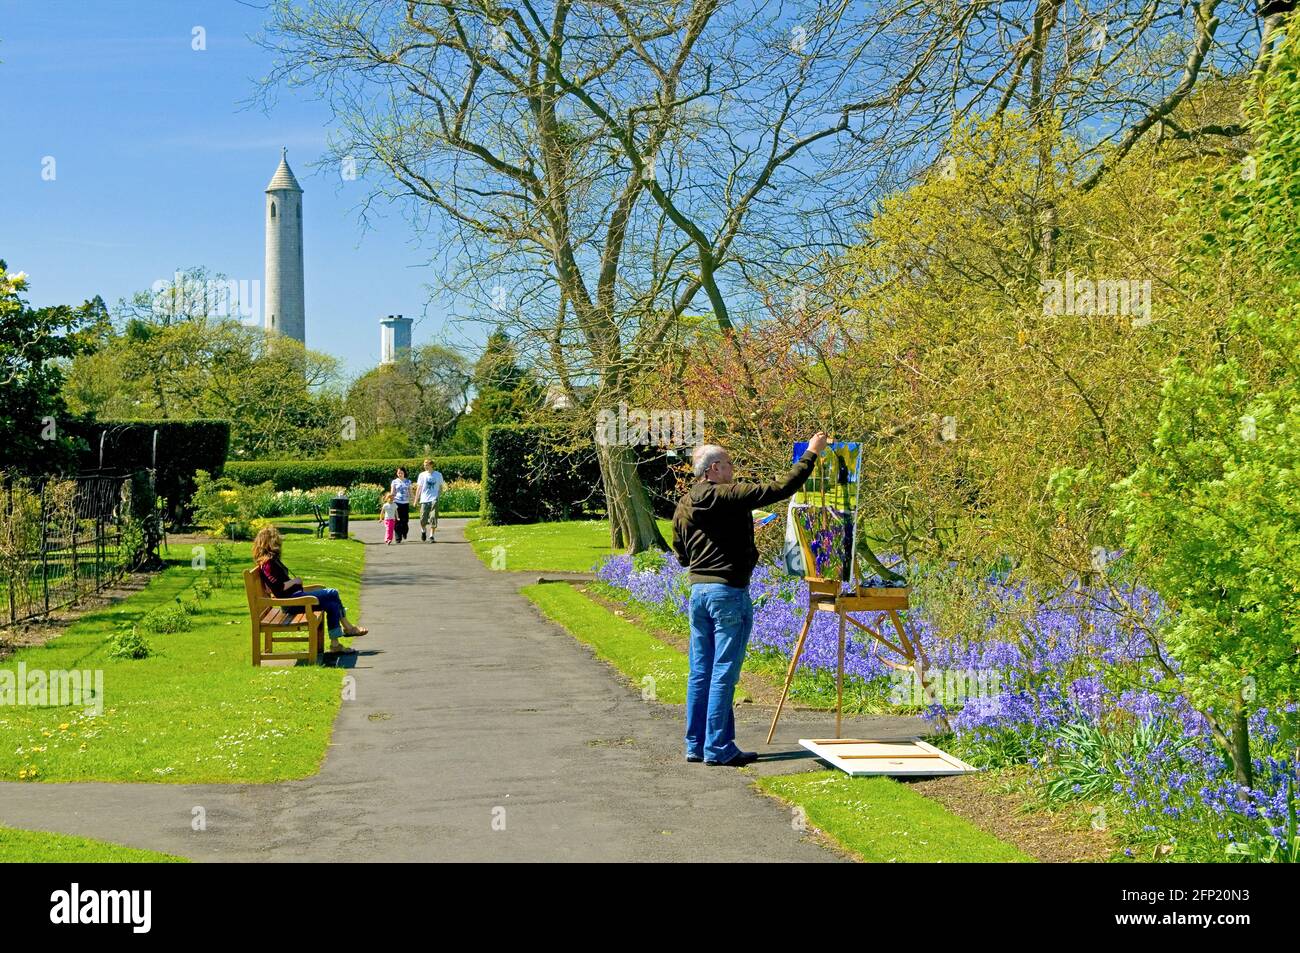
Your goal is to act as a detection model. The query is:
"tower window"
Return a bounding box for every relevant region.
[270,202,276,218]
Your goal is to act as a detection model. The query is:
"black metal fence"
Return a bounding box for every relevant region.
[1,472,155,627]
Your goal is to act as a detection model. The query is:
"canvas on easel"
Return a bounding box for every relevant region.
[771,439,946,742]
[785,440,862,587]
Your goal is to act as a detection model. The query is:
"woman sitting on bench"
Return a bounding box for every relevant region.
[252,526,368,654]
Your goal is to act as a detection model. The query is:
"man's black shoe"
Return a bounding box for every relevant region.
[686,755,703,763]
[421,530,426,541]
[705,750,759,767]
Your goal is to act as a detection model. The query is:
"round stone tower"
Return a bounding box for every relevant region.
[263,148,305,344]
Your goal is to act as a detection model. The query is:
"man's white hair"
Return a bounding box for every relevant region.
[692,444,727,478]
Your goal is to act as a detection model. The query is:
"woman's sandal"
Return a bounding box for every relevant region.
[346,626,369,637]
[328,645,359,655]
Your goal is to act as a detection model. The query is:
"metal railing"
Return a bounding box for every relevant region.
[1,472,156,628]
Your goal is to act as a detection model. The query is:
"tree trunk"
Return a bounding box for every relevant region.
[1232,701,1254,789]
[599,450,625,550]
[598,441,667,554]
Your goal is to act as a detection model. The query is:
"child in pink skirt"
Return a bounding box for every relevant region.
[381,492,398,545]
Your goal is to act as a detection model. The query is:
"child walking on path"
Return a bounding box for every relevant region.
[381,493,398,545]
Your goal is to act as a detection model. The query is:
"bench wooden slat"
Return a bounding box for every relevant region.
[261,607,301,625]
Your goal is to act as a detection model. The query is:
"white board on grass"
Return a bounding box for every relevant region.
[799,737,978,777]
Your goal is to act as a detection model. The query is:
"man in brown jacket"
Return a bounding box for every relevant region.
[673,432,828,765]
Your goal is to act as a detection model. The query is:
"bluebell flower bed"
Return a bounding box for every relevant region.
[596,551,1299,861]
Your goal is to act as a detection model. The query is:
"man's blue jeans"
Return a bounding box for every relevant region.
[686,583,754,763]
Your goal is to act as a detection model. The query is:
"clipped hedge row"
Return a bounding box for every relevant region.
[481,424,677,524]
[70,419,230,519]
[223,456,482,490]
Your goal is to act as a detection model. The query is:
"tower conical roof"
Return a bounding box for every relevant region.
[266,148,303,192]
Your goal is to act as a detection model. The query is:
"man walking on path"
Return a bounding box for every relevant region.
[673,432,828,766]
[417,459,445,542]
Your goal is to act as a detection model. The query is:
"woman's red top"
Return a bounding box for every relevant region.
[258,557,303,598]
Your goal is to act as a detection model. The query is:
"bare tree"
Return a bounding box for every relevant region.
[821,1,1281,182]
[258,0,897,551]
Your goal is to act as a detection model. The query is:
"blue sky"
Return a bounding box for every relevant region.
[0,0,468,378]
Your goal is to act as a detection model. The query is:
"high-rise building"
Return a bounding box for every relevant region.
[380,314,412,364]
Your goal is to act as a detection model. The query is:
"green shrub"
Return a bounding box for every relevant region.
[438,479,480,513]
[1043,719,1190,804]
[205,543,237,588]
[481,425,597,524]
[342,484,383,515]
[224,456,481,490]
[191,470,272,539]
[221,479,473,519]
[70,419,230,522]
[481,424,677,524]
[139,603,192,634]
[632,549,667,574]
[107,625,153,660]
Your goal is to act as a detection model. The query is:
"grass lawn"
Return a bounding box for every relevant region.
[466,518,672,573]
[0,825,187,863]
[0,531,363,784]
[758,771,1033,863]
[523,582,694,704]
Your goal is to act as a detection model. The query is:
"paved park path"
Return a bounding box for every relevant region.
[0,519,922,862]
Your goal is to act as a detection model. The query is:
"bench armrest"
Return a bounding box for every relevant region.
[265,595,320,608]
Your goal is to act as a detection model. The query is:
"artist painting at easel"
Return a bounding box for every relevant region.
[673,432,829,766]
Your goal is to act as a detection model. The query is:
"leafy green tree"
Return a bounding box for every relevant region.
[63,269,345,459]
[1117,33,1300,787]
[827,112,1224,578]
[449,331,542,452]
[344,345,472,453]
[470,331,540,422]
[0,262,97,474]
[323,425,413,461]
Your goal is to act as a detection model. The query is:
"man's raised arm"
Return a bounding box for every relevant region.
[715,432,829,509]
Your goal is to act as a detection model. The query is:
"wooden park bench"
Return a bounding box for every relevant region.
[242,568,325,667]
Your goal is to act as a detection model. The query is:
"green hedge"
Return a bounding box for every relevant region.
[71,419,230,519]
[224,456,482,490]
[481,424,677,524]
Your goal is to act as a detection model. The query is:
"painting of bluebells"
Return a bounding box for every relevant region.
[596,552,1299,861]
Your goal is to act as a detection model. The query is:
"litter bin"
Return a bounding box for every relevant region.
[328,493,350,539]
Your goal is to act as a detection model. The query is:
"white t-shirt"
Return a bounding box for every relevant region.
[390,477,412,504]
[381,501,398,520]
[416,470,445,504]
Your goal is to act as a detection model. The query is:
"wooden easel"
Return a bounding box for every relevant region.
[765,578,944,743]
